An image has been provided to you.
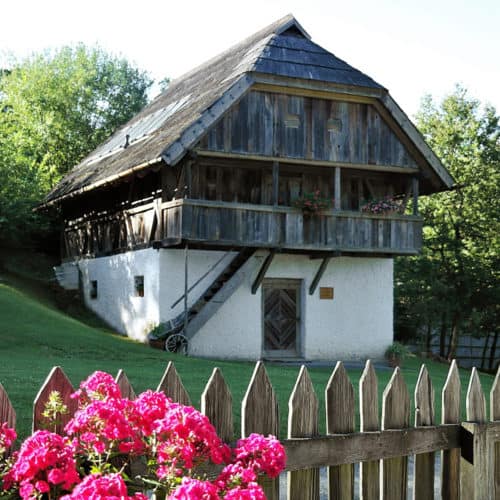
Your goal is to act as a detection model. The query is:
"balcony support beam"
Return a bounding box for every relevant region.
[251,249,276,294]
[309,257,331,295]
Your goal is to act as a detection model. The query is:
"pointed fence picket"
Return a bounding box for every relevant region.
[441,359,461,500]
[157,361,191,406]
[491,369,500,499]
[33,366,77,434]
[326,362,355,500]
[1,361,500,499]
[242,361,279,500]
[381,367,410,500]
[359,360,379,500]
[115,369,136,400]
[413,364,435,500]
[288,366,319,500]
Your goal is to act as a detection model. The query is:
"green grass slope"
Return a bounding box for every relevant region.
[0,270,495,441]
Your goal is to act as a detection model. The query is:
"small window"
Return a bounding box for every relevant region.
[90,280,98,299]
[134,276,144,297]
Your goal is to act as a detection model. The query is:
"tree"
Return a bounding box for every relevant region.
[395,86,500,367]
[0,45,153,246]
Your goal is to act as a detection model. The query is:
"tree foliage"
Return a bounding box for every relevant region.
[0,45,153,246]
[395,86,500,366]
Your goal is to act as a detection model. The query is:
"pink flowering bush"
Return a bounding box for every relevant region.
[0,371,286,499]
[293,190,333,214]
[360,196,403,215]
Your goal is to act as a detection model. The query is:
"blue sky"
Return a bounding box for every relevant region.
[1,0,499,117]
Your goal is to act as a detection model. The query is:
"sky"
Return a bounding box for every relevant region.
[1,0,499,117]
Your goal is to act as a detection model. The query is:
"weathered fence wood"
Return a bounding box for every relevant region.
[381,367,410,500]
[283,425,461,470]
[461,368,490,500]
[33,366,77,434]
[359,360,379,500]
[0,382,15,430]
[326,361,355,500]
[3,361,500,498]
[287,366,319,500]
[413,364,435,500]
[441,360,461,500]
[242,361,279,500]
[491,367,500,500]
[115,369,136,400]
[201,368,234,443]
[157,362,191,406]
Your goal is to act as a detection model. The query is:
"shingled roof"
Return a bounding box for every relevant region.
[44,14,453,205]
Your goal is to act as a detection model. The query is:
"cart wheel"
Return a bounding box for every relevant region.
[165,333,188,354]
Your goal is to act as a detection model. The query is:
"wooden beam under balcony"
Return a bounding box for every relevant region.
[252,250,276,294]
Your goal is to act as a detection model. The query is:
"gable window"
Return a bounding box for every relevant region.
[134,275,144,297]
[90,280,98,299]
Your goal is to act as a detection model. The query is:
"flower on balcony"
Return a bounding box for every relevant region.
[360,196,404,215]
[292,190,333,214]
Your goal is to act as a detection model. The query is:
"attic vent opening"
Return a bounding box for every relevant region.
[281,26,305,37]
[327,118,343,133]
[285,113,300,129]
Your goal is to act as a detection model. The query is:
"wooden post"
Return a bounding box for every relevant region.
[185,160,192,198]
[334,167,341,210]
[490,367,500,499]
[272,161,280,206]
[412,177,419,215]
[460,368,492,500]
[184,243,189,333]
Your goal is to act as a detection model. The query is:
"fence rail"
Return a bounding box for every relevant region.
[1,361,499,500]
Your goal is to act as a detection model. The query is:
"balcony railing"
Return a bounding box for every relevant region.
[63,199,422,258]
[160,199,422,255]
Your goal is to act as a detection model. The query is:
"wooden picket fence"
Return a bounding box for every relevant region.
[1,360,499,500]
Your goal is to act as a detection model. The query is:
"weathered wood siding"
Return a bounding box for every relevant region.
[63,200,422,258]
[198,91,417,169]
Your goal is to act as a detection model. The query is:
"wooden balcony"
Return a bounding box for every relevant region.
[63,198,422,258]
[160,199,422,255]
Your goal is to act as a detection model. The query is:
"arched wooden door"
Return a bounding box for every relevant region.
[262,279,301,358]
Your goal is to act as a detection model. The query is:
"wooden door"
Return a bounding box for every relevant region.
[263,279,301,357]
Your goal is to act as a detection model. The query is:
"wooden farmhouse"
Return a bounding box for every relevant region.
[44,15,454,361]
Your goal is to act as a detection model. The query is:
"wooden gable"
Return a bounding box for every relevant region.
[197,90,418,171]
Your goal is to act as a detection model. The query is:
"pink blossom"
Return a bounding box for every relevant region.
[234,434,286,478]
[5,430,80,499]
[0,422,16,454]
[168,477,218,499]
[60,473,147,500]
[71,371,122,405]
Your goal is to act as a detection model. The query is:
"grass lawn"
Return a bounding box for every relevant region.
[0,254,496,441]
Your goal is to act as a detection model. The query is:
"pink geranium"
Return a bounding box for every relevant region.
[60,473,147,500]
[3,430,79,499]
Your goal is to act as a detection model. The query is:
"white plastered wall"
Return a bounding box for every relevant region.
[78,248,161,341]
[189,252,393,361]
[75,248,393,360]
